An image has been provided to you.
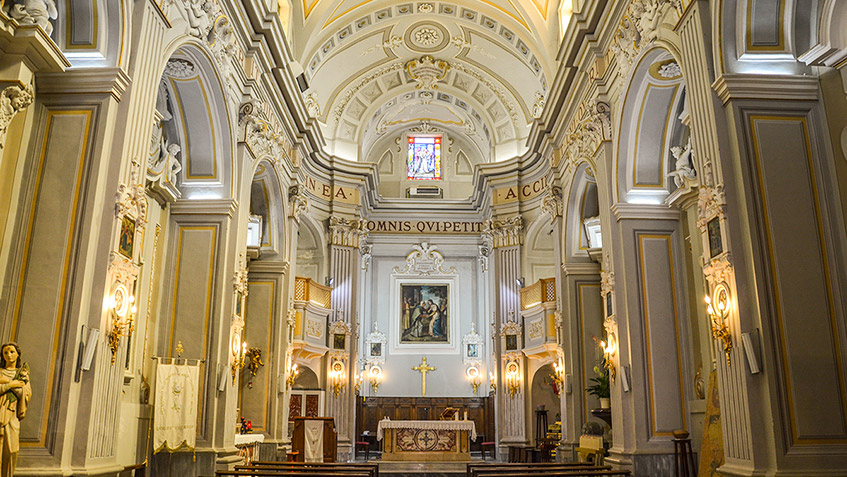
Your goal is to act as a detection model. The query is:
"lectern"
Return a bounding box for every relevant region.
[292,417,337,462]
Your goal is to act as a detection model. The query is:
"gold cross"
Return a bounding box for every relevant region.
[412,356,436,396]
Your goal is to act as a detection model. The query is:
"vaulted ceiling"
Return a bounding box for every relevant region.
[288,0,571,163]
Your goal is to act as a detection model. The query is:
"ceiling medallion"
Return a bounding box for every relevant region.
[406,56,450,90]
[404,21,450,53]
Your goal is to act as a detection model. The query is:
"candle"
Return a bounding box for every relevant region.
[464,410,468,420]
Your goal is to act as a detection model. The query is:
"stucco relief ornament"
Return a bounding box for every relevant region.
[541,186,563,220]
[406,56,450,90]
[668,137,697,188]
[600,270,615,299]
[8,0,57,35]
[658,61,682,79]
[563,99,611,165]
[288,185,309,223]
[478,232,493,272]
[359,242,373,271]
[239,101,286,161]
[532,92,546,119]
[393,242,456,275]
[163,58,197,78]
[414,28,440,46]
[703,253,733,288]
[233,252,249,297]
[115,162,149,228]
[462,323,484,366]
[696,184,726,232]
[365,322,387,365]
[0,83,34,150]
[417,2,434,13]
[304,92,321,118]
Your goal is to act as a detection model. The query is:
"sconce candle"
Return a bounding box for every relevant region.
[705,286,733,366]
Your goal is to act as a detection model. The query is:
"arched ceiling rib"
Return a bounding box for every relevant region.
[288,0,564,163]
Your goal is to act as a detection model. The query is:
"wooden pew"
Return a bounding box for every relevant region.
[236,462,377,477]
[473,470,630,477]
[467,462,606,477]
[213,471,371,477]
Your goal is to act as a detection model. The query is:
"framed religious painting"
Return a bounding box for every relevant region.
[118,216,136,259]
[399,284,449,343]
[707,217,723,258]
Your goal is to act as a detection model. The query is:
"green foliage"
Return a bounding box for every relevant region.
[586,360,610,399]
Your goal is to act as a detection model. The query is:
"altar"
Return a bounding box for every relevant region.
[377,419,476,461]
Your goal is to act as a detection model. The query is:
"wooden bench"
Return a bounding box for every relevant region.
[213,471,371,477]
[468,463,608,477]
[474,471,630,477]
[236,462,377,477]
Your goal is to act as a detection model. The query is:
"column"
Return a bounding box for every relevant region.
[326,215,367,460]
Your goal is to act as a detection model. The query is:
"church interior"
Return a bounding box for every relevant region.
[1,0,846,476]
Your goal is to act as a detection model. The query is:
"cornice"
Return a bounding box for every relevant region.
[171,199,238,217]
[711,74,820,105]
[0,19,69,74]
[36,67,131,102]
[611,202,680,221]
[561,262,601,276]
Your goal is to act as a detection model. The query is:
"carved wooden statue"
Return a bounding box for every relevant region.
[0,342,31,477]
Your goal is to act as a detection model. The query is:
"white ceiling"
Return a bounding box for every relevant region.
[287,0,570,163]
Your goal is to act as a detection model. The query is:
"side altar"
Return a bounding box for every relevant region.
[377,419,476,461]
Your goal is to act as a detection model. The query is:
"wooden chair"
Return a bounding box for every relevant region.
[355,440,370,460]
[480,440,496,460]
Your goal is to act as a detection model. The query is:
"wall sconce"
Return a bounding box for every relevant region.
[466,366,482,395]
[705,284,733,366]
[286,363,299,388]
[329,359,345,397]
[369,365,383,394]
[505,360,520,398]
[551,359,566,396]
[594,334,617,383]
[107,283,136,364]
[231,337,247,382]
[489,371,496,395]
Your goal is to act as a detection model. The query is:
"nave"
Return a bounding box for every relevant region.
[0,1,846,476]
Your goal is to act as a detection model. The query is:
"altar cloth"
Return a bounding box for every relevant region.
[376,419,477,441]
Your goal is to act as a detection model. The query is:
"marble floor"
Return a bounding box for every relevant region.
[377,459,474,477]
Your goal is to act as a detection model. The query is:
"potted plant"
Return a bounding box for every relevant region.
[586,360,611,409]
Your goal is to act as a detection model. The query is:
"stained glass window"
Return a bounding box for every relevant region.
[407,136,441,180]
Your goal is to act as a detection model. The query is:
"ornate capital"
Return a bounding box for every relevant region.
[482,216,523,248]
[329,216,368,248]
[0,83,34,150]
[610,0,681,73]
[239,101,290,162]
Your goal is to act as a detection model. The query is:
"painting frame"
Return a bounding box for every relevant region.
[389,275,459,355]
[399,283,449,344]
[118,216,136,259]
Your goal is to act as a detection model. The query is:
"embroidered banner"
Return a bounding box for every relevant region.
[154,362,200,452]
[396,428,457,452]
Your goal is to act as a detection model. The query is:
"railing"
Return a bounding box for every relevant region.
[520,278,556,310]
[294,276,332,309]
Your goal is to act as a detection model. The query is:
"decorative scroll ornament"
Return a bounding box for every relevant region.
[462,322,484,366]
[181,0,242,88]
[233,252,249,296]
[561,99,612,166]
[359,242,373,271]
[610,0,683,73]
[532,92,546,119]
[703,253,734,288]
[288,185,309,223]
[393,242,456,275]
[304,92,321,118]
[478,233,493,272]
[8,0,57,35]
[406,56,450,90]
[0,83,34,150]
[541,186,564,219]
[696,184,726,232]
[668,137,697,189]
[239,101,289,162]
[329,216,368,248]
[482,216,523,248]
[600,270,615,299]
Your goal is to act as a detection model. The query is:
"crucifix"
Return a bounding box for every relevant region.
[412,356,436,396]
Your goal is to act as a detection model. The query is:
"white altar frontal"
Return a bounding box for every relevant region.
[377,419,476,461]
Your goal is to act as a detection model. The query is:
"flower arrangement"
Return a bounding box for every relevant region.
[586,359,610,400]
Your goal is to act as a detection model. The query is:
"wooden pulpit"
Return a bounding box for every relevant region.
[291,416,337,462]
